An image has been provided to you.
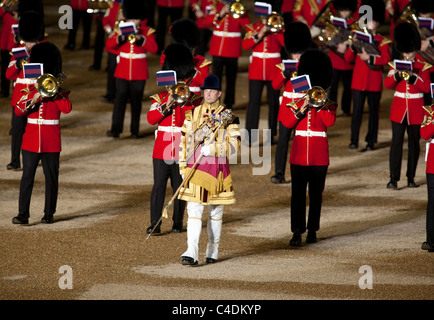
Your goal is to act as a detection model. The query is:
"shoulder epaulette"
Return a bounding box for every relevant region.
[147,28,156,36]
[380,38,392,47]
[200,59,212,69]
[418,60,434,72]
[150,93,161,102]
[276,63,284,71]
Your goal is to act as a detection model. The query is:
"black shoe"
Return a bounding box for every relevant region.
[206,257,217,264]
[386,180,397,189]
[407,179,418,188]
[63,44,75,50]
[146,224,161,234]
[289,233,302,246]
[270,173,285,184]
[106,130,119,138]
[306,231,317,243]
[7,162,20,170]
[365,143,374,151]
[130,134,139,139]
[349,142,358,149]
[421,241,434,252]
[181,256,198,266]
[41,214,54,224]
[172,223,183,233]
[12,213,29,225]
[88,65,101,71]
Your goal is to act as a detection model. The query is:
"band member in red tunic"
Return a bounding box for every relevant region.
[106,0,157,138]
[12,42,72,224]
[345,0,391,150]
[243,5,285,146]
[279,49,336,246]
[271,21,312,184]
[0,1,18,97]
[384,22,432,189]
[147,44,202,234]
[420,108,434,252]
[204,0,250,109]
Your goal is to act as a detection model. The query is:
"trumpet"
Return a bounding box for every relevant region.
[287,86,328,118]
[229,0,245,19]
[18,72,67,111]
[387,61,412,82]
[128,33,136,43]
[266,12,285,33]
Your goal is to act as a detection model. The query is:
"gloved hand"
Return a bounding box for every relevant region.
[201,145,211,156]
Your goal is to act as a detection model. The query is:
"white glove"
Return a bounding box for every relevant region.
[201,145,211,156]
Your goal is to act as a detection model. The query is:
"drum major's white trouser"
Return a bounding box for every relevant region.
[181,202,224,261]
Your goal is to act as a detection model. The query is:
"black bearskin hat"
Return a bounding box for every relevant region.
[333,0,358,12]
[123,0,146,20]
[18,0,44,17]
[170,18,200,50]
[18,11,45,43]
[393,22,421,53]
[361,0,385,24]
[297,49,333,89]
[412,0,434,15]
[162,44,195,81]
[284,21,312,54]
[30,42,62,77]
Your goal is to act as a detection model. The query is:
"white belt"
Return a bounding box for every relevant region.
[213,30,241,38]
[252,52,281,58]
[157,125,181,133]
[295,130,327,137]
[283,91,305,99]
[119,52,147,59]
[27,118,59,125]
[394,92,424,99]
[16,78,37,84]
[189,86,200,92]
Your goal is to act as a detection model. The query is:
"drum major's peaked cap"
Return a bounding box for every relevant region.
[284,21,312,54]
[201,74,221,91]
[122,0,147,20]
[162,44,195,81]
[393,22,421,53]
[170,18,200,50]
[30,42,62,77]
[297,49,333,89]
[18,10,45,43]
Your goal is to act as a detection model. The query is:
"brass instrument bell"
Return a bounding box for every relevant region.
[230,0,245,19]
[266,12,284,32]
[169,81,190,103]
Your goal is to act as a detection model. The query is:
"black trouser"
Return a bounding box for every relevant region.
[66,9,92,49]
[196,28,212,56]
[1,49,11,96]
[389,119,420,182]
[91,17,105,69]
[212,56,238,109]
[426,173,434,242]
[329,68,353,114]
[290,164,328,234]
[350,89,381,146]
[274,122,292,175]
[19,150,59,217]
[156,5,183,53]
[10,111,27,166]
[111,78,145,136]
[150,158,185,227]
[246,79,280,141]
[105,52,118,100]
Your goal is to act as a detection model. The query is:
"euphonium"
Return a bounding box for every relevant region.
[230,0,245,19]
[266,12,284,33]
[168,81,190,104]
[21,73,67,111]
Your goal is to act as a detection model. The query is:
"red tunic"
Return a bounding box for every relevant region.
[70,0,89,11]
[0,8,18,51]
[147,91,202,160]
[190,0,214,29]
[102,1,121,55]
[344,34,391,92]
[421,119,434,174]
[204,3,250,58]
[106,21,158,81]
[281,99,336,166]
[242,21,285,81]
[293,0,329,27]
[384,56,432,125]
[15,88,72,153]
[156,0,185,7]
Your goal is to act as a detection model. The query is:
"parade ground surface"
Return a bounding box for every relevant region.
[0,1,433,307]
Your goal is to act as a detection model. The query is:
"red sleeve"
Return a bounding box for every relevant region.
[421,122,434,141]
[5,56,20,81]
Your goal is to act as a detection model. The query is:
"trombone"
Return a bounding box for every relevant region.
[287,86,328,118]
[17,72,67,112]
[159,81,192,114]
